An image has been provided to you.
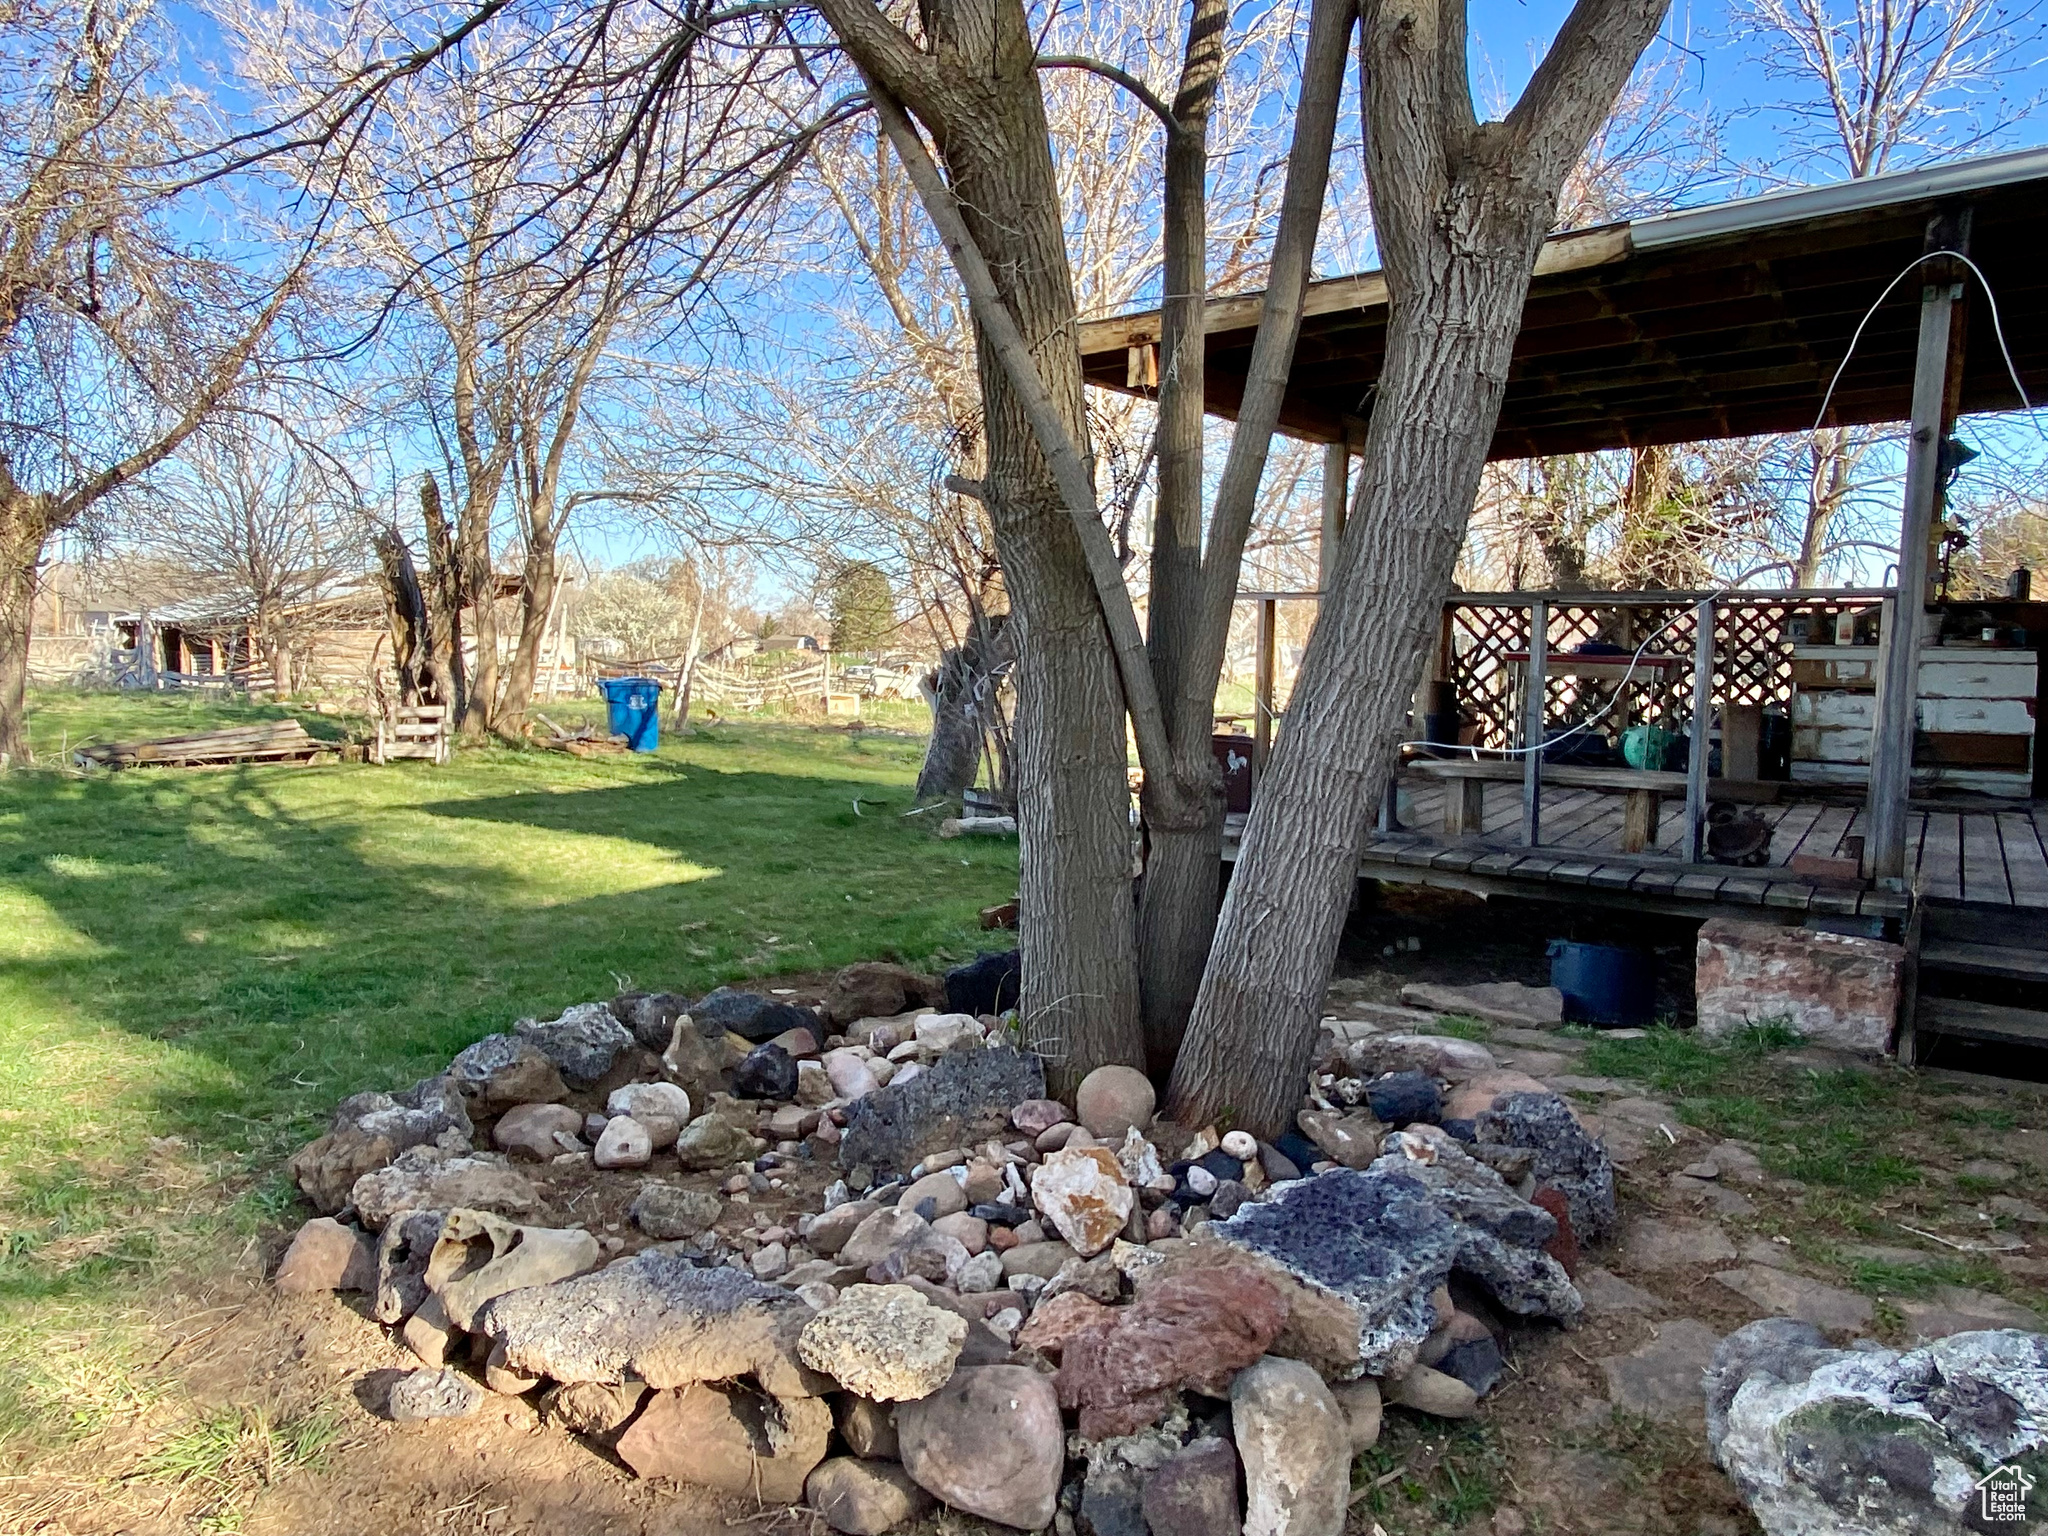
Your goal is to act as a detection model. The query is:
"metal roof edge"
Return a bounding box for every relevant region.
[1627,145,2048,251]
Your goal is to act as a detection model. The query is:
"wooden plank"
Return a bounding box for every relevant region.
[1631,864,1686,896]
[1470,850,1527,876]
[1771,801,1828,862]
[1429,845,1486,873]
[1997,811,2048,909]
[1921,941,2048,983]
[1809,884,1865,915]
[1920,811,1964,903]
[1916,997,2048,1048]
[1715,874,1773,905]
[1761,880,1816,912]
[1674,871,1728,901]
[1804,805,1855,860]
[1586,863,1640,890]
[1545,857,1604,885]
[1960,811,2012,907]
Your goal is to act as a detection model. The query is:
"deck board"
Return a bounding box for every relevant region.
[1379,768,2034,913]
[2001,812,2048,909]
[1921,812,1964,902]
[1961,811,2012,907]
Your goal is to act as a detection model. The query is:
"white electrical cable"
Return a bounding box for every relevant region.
[1811,248,2037,435]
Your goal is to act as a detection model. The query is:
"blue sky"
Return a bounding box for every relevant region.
[119,0,2048,588]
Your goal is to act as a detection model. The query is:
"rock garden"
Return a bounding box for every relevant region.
[270,950,2048,1536]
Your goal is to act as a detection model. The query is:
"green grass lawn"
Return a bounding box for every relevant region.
[0,687,1015,1446]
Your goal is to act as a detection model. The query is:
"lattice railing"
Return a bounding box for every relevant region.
[1443,590,1891,750]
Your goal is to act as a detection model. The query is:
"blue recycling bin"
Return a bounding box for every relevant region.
[598,676,662,752]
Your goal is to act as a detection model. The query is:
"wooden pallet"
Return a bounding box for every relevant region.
[77,721,323,768]
[375,704,451,765]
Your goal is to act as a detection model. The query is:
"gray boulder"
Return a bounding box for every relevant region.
[288,1076,473,1214]
[476,1249,830,1398]
[349,1147,539,1231]
[389,1367,486,1421]
[694,987,819,1043]
[1232,1356,1351,1536]
[1210,1166,1461,1379]
[445,1035,567,1110]
[610,990,693,1052]
[516,1003,636,1088]
[1474,1091,1618,1244]
[1707,1321,2048,1536]
[838,1044,1046,1176]
[1368,1135,1582,1325]
[374,1208,449,1324]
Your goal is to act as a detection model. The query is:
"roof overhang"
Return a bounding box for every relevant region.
[1076,147,2048,457]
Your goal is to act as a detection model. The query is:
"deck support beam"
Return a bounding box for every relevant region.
[1521,600,1548,846]
[1868,212,1971,888]
[1684,599,1714,862]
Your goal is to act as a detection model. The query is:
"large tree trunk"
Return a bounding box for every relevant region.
[917,612,1013,801]
[1136,0,1231,1075]
[458,490,499,736]
[494,535,558,739]
[819,0,1147,1092]
[419,474,465,712]
[953,102,1144,1095]
[1169,0,1671,1135]
[0,496,49,765]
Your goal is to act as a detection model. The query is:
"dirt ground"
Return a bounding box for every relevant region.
[8,894,2046,1536]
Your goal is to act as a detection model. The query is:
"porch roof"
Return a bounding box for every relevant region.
[1075,147,2048,456]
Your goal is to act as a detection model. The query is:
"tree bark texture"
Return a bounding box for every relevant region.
[1135,0,1230,1075]
[818,0,1146,1093]
[496,534,558,737]
[1168,0,1672,1136]
[917,613,1014,801]
[419,474,466,712]
[0,496,51,764]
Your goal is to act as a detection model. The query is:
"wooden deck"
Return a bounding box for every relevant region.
[1222,785,2048,922]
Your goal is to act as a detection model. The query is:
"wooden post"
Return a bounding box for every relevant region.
[1253,596,1278,779]
[1319,441,1349,596]
[1521,599,1548,847]
[1868,230,1966,886]
[1684,598,1714,862]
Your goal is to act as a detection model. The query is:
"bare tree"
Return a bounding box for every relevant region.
[1731,0,2042,584]
[229,0,840,738]
[0,0,299,761]
[137,420,359,691]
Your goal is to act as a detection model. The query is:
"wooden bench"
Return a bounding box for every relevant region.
[374,703,451,765]
[1407,758,1691,852]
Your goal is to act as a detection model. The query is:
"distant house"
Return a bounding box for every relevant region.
[758,634,822,653]
[28,561,576,704]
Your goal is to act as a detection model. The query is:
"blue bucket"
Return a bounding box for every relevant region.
[598,676,662,752]
[1547,940,1656,1027]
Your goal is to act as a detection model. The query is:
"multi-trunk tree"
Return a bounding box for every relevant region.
[810,0,1670,1125]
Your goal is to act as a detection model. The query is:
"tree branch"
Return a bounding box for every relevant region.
[861,76,1175,782]
[1035,55,1184,135]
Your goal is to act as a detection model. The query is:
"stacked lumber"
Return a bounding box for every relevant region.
[77,720,323,769]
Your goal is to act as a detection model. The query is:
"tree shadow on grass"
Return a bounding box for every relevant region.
[0,754,1013,1217]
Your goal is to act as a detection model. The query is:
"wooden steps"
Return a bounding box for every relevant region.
[1911,902,2048,1066]
[1919,940,2048,983]
[1915,998,2048,1048]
